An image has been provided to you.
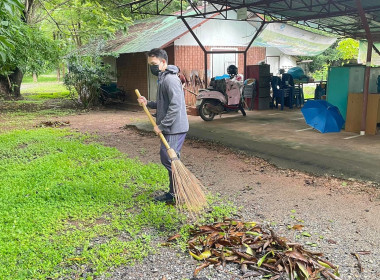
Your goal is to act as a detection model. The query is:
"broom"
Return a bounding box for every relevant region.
[135,89,207,213]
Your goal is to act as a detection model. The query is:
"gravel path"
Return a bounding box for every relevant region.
[58,110,380,280]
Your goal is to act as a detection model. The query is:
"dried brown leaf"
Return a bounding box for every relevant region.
[241,263,248,273]
[351,253,363,272]
[292,224,304,231]
[356,251,371,255]
[186,219,340,280]
[285,250,309,263]
[167,234,181,241]
[199,225,218,232]
[193,261,210,276]
[242,271,261,278]
[225,255,239,261]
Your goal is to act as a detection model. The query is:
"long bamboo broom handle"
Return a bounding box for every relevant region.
[184,87,198,96]
[135,89,171,151]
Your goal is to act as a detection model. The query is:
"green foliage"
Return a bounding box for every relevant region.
[0,14,61,79]
[23,28,62,76]
[41,0,133,47]
[300,38,359,80]
[64,48,113,108]
[336,38,359,60]
[0,0,23,63]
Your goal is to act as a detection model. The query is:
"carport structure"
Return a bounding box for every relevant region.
[121,0,380,134]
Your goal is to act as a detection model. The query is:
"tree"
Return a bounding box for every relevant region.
[0,0,23,62]
[0,11,61,98]
[300,38,359,80]
[38,0,133,47]
[0,0,185,99]
[0,0,62,98]
[336,38,359,61]
[0,0,133,98]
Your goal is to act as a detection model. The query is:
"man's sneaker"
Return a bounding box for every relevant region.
[154,192,175,204]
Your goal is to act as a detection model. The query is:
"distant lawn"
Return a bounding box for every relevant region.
[303,85,316,99]
[22,73,59,83]
[21,72,75,100]
[21,82,71,100]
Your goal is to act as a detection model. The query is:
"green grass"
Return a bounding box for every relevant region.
[303,85,316,99]
[0,126,236,279]
[21,82,71,100]
[22,74,59,83]
[0,128,170,279]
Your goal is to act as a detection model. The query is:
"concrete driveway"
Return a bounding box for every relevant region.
[134,108,380,183]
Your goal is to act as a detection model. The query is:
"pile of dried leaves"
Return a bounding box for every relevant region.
[36,121,70,128]
[180,218,341,280]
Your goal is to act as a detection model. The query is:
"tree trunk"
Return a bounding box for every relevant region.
[0,68,24,99]
[33,72,38,82]
[57,67,60,82]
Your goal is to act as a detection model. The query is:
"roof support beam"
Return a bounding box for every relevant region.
[356,0,372,135]
[243,20,265,78]
[181,16,209,86]
[373,44,380,57]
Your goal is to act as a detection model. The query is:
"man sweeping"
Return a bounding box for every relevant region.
[137,48,189,204]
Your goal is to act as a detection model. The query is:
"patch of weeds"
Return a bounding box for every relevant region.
[199,193,238,224]
[0,128,239,279]
[0,110,78,132]
[1,99,45,104]
[0,128,177,279]
[136,202,185,232]
[36,108,77,116]
[176,224,195,251]
[139,147,147,155]
[24,91,72,100]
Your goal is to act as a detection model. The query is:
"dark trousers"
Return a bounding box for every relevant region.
[160,133,187,194]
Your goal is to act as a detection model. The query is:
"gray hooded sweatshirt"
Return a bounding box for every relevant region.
[147,65,189,135]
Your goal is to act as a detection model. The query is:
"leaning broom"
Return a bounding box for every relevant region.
[135,89,207,213]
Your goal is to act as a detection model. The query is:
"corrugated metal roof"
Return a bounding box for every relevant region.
[101,11,207,55]
[80,5,337,57]
[204,0,380,41]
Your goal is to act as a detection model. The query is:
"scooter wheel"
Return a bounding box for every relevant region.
[199,100,216,121]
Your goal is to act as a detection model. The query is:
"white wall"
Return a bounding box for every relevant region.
[266,47,297,74]
[175,11,257,47]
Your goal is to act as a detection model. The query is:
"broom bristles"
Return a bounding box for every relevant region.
[171,159,207,213]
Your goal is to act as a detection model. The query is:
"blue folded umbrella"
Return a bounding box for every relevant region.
[301,100,345,133]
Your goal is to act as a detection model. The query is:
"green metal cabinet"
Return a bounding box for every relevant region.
[327,66,365,121]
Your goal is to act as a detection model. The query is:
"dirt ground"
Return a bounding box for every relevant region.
[41,109,380,279]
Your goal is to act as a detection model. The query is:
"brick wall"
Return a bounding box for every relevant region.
[116,52,148,102]
[115,46,266,105]
[174,46,209,105]
[174,45,266,105]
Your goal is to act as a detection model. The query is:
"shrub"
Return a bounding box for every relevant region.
[64,48,113,108]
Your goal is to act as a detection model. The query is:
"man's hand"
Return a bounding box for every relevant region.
[153,125,162,135]
[137,96,147,106]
